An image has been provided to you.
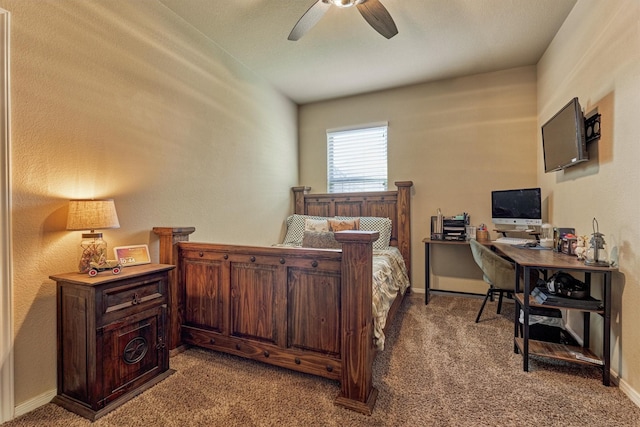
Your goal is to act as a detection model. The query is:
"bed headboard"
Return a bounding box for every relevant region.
[292,181,413,275]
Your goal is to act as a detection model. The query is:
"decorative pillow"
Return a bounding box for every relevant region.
[283,214,329,246]
[283,214,392,249]
[354,216,393,250]
[304,218,329,232]
[328,218,360,232]
[301,231,341,249]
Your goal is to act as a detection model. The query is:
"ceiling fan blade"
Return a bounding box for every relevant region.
[356,0,398,39]
[288,1,331,41]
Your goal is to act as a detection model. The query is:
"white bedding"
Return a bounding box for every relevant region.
[371,247,411,350]
[276,242,411,350]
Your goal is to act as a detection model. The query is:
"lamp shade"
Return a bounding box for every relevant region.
[66,199,120,231]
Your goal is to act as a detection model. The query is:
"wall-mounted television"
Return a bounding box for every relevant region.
[542,97,588,173]
[491,187,542,227]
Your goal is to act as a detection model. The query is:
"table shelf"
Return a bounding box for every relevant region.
[514,293,605,314]
[514,338,603,367]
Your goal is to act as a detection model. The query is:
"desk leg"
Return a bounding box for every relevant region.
[424,242,430,305]
[583,273,591,349]
[522,266,530,372]
[513,264,520,352]
[603,271,611,386]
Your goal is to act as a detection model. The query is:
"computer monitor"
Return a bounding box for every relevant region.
[491,188,542,228]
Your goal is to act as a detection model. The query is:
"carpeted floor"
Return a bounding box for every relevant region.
[4,293,640,426]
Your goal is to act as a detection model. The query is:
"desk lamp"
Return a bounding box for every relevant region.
[584,217,609,267]
[66,199,120,273]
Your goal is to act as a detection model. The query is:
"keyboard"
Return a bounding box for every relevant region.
[494,237,536,245]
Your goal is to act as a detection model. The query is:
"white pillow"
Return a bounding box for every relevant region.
[304,218,329,232]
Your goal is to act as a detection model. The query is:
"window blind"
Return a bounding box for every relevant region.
[327,125,388,193]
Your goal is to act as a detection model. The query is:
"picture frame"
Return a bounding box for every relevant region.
[113,244,151,267]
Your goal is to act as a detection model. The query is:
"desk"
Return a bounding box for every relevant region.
[423,238,487,304]
[493,243,617,385]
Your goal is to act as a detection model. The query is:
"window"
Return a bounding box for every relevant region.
[327,124,388,193]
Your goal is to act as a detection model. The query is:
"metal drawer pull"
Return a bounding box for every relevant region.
[131,292,142,305]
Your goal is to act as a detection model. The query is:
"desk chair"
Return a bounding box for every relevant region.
[469,239,516,323]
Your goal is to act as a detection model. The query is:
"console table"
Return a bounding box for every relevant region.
[492,243,617,385]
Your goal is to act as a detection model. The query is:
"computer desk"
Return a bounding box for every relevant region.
[492,242,618,385]
[422,237,495,304]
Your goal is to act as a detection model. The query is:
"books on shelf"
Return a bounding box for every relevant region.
[571,351,604,365]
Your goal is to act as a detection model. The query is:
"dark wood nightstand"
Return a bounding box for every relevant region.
[50,263,175,421]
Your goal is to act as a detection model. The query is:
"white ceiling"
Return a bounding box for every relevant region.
[158,0,577,104]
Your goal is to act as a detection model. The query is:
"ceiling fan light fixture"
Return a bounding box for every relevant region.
[291,0,396,41]
[326,0,365,8]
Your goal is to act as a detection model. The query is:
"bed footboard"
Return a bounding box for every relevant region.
[152,181,412,414]
[154,227,383,414]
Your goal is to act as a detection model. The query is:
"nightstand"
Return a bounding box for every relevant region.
[50,263,175,421]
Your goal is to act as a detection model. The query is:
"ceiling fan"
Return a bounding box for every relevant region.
[288,0,398,41]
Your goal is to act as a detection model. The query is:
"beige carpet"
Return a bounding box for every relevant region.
[4,294,640,426]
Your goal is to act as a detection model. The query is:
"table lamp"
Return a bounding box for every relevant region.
[66,199,120,273]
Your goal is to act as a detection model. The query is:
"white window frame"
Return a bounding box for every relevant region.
[326,123,388,193]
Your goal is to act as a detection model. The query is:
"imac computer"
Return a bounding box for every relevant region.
[491,188,542,230]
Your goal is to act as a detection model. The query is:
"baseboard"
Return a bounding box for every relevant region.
[620,377,640,409]
[14,388,56,418]
[425,289,485,299]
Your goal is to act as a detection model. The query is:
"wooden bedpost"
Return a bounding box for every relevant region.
[394,181,413,276]
[292,186,311,214]
[333,230,379,415]
[152,226,195,352]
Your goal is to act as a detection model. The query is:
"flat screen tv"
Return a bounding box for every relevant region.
[542,97,588,173]
[491,187,542,227]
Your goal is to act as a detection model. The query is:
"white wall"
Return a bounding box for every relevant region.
[537,0,640,399]
[299,66,539,295]
[1,0,298,407]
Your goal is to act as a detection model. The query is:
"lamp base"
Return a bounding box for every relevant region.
[79,233,108,273]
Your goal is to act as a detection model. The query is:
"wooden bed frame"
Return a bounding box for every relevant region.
[153,181,412,414]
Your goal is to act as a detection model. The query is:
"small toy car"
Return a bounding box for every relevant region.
[88,260,122,277]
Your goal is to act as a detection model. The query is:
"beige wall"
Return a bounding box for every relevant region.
[537,0,640,397]
[299,66,539,295]
[2,0,297,405]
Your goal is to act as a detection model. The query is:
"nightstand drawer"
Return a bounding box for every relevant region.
[102,275,165,317]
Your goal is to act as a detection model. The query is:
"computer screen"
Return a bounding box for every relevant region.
[491,188,542,227]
